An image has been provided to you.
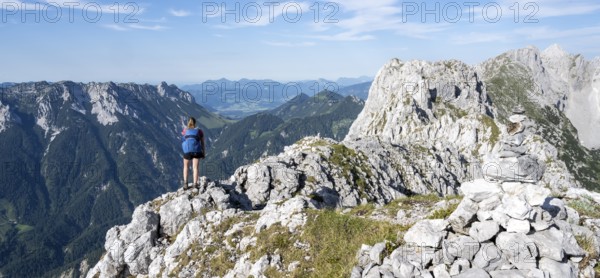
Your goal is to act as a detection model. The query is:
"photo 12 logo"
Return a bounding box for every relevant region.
[1,1,140,23]
[401,1,539,23]
[201,1,339,24]
[199,80,340,104]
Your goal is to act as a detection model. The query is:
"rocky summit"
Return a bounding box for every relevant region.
[87,46,600,278]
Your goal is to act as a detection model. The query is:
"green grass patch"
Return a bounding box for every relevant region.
[413,145,430,155]
[248,209,408,277]
[427,202,460,219]
[568,196,600,219]
[208,249,236,277]
[16,224,34,234]
[303,210,407,277]
[574,234,599,270]
[437,102,468,119]
[388,194,443,210]
[383,194,462,219]
[250,224,301,262]
[296,138,329,148]
[348,203,377,216]
[480,115,500,147]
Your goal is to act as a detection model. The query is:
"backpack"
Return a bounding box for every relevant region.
[181,128,203,154]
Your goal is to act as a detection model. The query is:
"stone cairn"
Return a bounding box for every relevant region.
[353,107,597,278]
[483,105,545,183]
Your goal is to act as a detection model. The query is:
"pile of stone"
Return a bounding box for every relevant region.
[483,106,545,183]
[353,108,599,278]
[353,178,599,278]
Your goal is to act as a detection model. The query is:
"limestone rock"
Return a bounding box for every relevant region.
[453,268,490,278]
[500,195,532,220]
[448,198,479,234]
[469,221,500,242]
[528,227,565,262]
[159,195,193,236]
[460,180,501,202]
[472,242,511,272]
[489,269,527,278]
[433,264,451,278]
[369,242,388,265]
[524,185,551,206]
[538,257,577,278]
[442,235,480,262]
[450,258,471,275]
[495,232,538,270]
[404,219,449,248]
[255,197,308,233]
[529,207,554,231]
[506,218,530,233]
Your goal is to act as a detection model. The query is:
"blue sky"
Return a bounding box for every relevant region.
[1,0,599,84]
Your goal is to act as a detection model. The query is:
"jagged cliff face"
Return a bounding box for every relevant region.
[87,46,600,278]
[346,58,491,145]
[345,58,497,195]
[344,54,579,193]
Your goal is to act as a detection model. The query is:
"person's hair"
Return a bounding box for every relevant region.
[187,117,196,128]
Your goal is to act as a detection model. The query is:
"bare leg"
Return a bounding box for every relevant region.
[183,158,189,186]
[192,158,199,184]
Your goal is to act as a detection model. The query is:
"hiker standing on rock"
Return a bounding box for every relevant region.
[181,116,205,189]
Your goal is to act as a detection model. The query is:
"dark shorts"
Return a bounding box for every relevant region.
[183,152,203,160]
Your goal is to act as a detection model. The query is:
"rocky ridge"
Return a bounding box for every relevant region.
[87,46,600,277]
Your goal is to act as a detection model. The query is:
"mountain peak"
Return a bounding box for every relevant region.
[542,44,568,58]
[157,81,170,96]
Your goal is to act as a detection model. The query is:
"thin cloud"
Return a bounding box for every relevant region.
[263,41,316,47]
[450,32,511,45]
[103,24,167,31]
[129,24,167,31]
[104,24,128,31]
[141,17,168,23]
[311,0,447,41]
[514,25,600,40]
[169,9,191,17]
[312,32,375,41]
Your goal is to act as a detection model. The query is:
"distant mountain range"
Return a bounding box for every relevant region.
[180,77,371,119]
[206,90,365,178]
